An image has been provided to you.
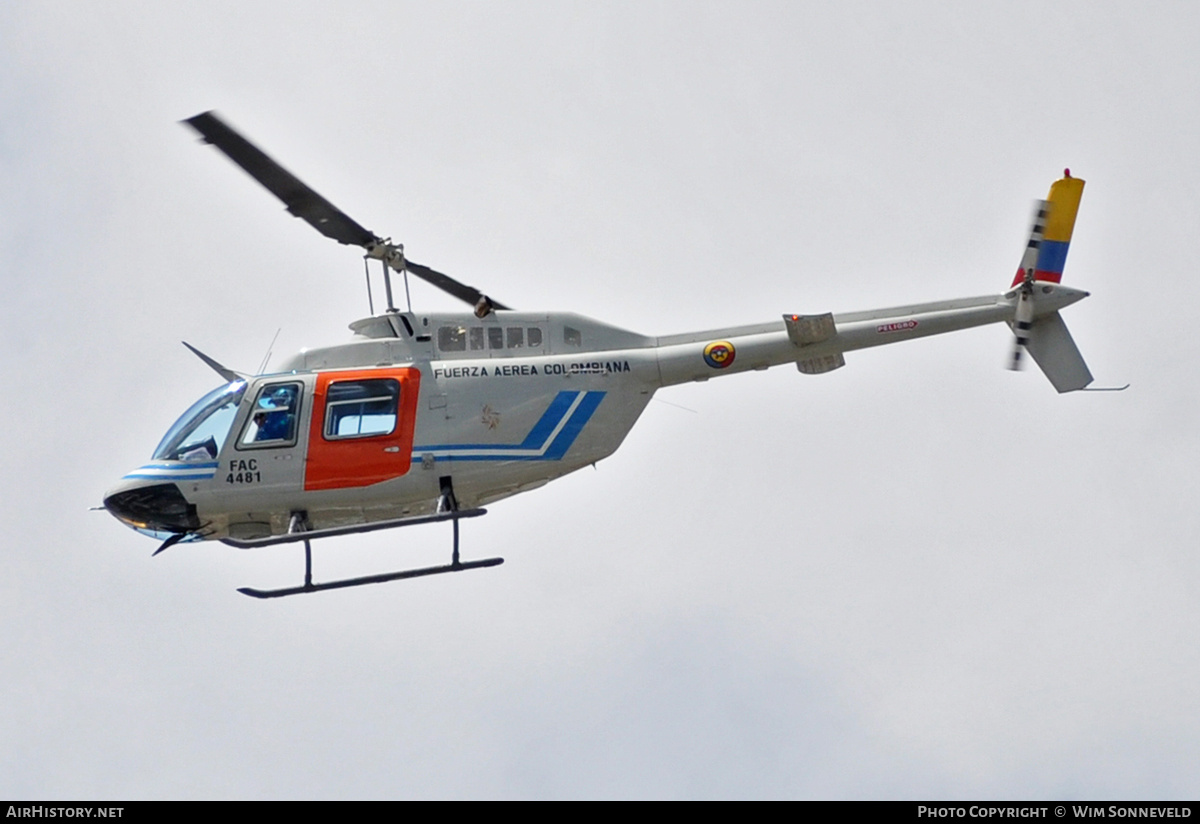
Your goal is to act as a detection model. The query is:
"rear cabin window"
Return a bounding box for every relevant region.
[438,325,467,351]
[324,379,400,439]
[438,324,547,352]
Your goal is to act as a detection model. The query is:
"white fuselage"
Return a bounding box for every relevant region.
[103,283,1087,543]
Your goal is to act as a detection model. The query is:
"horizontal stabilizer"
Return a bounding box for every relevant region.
[1024,311,1093,393]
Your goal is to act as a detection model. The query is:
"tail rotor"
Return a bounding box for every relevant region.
[1008,277,1035,370]
[1007,198,1048,371]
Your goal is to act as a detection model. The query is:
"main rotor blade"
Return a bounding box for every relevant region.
[183,111,379,248]
[406,260,510,311]
[181,111,512,311]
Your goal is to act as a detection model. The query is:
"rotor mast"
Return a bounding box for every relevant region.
[365,238,404,313]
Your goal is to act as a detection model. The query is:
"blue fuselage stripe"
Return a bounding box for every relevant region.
[412,390,605,461]
[518,391,580,449]
[542,392,606,460]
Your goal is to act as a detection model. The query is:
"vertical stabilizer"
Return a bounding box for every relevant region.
[1011,172,1085,287]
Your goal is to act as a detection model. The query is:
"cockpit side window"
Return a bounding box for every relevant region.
[324,379,400,439]
[239,382,303,449]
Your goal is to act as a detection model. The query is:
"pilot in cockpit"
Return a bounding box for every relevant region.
[251,386,298,443]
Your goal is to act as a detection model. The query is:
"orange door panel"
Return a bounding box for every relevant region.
[304,368,421,491]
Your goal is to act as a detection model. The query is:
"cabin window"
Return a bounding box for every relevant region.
[438,325,467,352]
[487,327,504,350]
[469,327,485,350]
[239,382,302,448]
[506,327,524,348]
[324,379,400,439]
[528,327,543,347]
[564,326,582,347]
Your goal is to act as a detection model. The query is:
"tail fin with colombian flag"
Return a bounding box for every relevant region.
[1007,170,1094,392]
[1012,170,1085,287]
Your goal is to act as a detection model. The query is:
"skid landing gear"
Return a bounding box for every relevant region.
[236,553,503,599]
[232,487,503,598]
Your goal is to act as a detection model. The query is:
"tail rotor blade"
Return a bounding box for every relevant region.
[1008,284,1035,371]
[1008,197,1049,370]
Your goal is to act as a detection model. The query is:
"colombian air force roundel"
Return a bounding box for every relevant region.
[703,340,736,369]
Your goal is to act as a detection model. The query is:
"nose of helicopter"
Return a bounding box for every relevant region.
[103,476,201,534]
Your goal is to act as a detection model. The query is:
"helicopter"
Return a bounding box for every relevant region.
[103,111,1107,598]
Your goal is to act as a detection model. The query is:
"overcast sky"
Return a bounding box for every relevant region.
[2,1,1198,799]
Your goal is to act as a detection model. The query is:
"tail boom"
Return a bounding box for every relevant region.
[651,172,1094,392]
[652,285,1087,388]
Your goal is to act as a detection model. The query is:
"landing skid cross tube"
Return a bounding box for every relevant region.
[229,508,503,599]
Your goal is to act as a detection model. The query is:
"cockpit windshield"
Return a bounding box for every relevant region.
[153,381,247,462]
